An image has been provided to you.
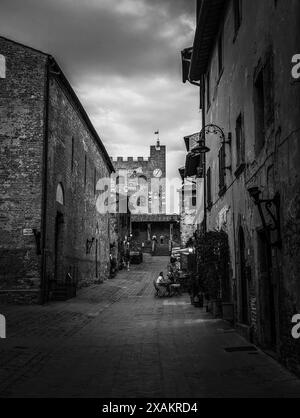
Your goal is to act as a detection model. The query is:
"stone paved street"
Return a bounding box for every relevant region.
[0,255,300,398]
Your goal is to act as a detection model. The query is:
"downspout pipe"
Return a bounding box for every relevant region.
[40,56,50,304]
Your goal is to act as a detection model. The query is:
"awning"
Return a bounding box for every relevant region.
[189,0,228,81]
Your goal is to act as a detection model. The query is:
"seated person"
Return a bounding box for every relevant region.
[156,272,165,285]
[167,271,175,284]
[156,272,171,295]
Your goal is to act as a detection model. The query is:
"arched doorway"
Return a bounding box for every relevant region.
[54,183,65,284]
[238,227,249,324]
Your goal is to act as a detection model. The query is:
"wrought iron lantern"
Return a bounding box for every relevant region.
[247,187,282,249]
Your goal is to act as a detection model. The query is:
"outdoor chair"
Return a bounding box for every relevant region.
[153,279,168,297]
[170,283,181,296]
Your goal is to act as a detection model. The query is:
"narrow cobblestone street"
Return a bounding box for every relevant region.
[0,255,300,398]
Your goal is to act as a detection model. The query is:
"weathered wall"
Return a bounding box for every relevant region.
[0,37,47,303]
[44,75,112,293]
[203,0,300,373]
[109,210,131,270]
[0,37,114,303]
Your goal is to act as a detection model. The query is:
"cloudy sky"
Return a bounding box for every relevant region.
[0,0,201,210]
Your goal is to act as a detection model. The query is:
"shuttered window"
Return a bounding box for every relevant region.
[218,143,226,195]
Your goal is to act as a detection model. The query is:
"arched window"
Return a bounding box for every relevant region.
[137,196,146,207]
[56,183,64,205]
[0,55,6,79]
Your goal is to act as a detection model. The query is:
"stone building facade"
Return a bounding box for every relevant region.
[111,140,166,215]
[179,132,205,247]
[184,0,300,375]
[178,183,197,247]
[0,36,114,304]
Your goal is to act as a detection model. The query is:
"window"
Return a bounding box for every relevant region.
[207,167,212,209]
[218,28,224,75]
[0,55,6,79]
[254,68,265,154]
[254,52,274,156]
[218,143,226,195]
[233,0,242,36]
[235,113,245,174]
[206,69,211,109]
[192,192,197,207]
[263,53,275,126]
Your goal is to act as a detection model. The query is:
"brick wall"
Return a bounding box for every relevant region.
[0,37,114,303]
[0,37,47,303]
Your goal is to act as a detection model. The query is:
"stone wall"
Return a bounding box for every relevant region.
[0,37,47,303]
[44,74,112,293]
[111,142,166,214]
[0,37,114,303]
[199,0,300,374]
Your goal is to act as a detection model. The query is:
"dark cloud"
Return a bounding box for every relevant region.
[0,0,195,80]
[0,0,200,211]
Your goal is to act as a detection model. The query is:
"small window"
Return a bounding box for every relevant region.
[218,143,226,195]
[254,68,265,154]
[254,51,274,156]
[56,183,64,205]
[207,167,212,209]
[233,0,242,35]
[236,113,245,168]
[0,55,6,79]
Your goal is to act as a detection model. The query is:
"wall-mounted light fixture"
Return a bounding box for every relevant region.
[247,187,282,249]
[190,124,232,158]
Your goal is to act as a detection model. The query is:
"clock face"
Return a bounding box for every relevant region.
[153,168,162,178]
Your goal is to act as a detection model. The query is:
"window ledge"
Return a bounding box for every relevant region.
[234,163,246,178]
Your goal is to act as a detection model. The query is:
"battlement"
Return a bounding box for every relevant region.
[110,156,150,162]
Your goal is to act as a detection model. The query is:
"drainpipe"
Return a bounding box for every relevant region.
[40,56,50,304]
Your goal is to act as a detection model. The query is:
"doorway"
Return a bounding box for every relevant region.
[238,227,249,324]
[54,212,64,283]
